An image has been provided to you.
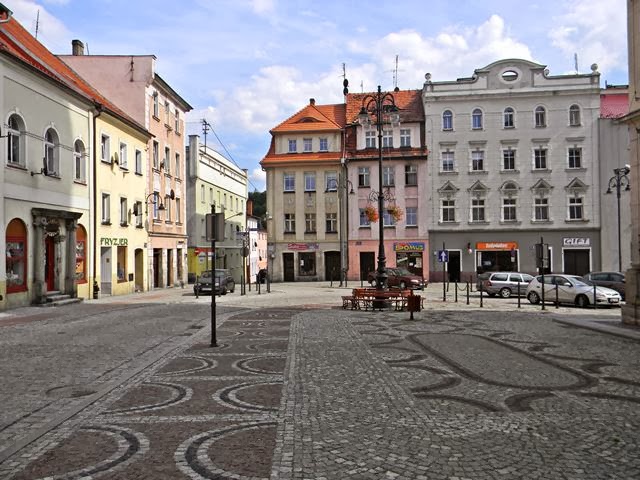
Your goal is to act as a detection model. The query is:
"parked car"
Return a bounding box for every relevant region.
[526,274,621,308]
[476,272,535,298]
[193,269,235,295]
[367,267,425,290]
[582,272,625,300]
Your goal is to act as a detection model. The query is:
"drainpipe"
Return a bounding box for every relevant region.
[92,104,103,298]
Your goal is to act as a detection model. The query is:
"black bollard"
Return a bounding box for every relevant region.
[466,282,470,305]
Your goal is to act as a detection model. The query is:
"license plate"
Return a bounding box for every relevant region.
[609,298,619,303]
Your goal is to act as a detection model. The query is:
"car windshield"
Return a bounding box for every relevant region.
[395,268,413,276]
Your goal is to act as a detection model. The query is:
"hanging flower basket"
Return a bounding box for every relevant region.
[389,205,404,222]
[364,205,379,222]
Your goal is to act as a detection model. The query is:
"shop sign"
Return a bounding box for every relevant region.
[394,242,425,252]
[288,243,319,251]
[100,237,128,246]
[563,237,590,247]
[476,242,518,251]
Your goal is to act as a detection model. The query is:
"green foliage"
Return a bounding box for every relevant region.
[249,191,267,227]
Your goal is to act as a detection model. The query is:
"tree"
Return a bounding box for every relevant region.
[249,191,267,227]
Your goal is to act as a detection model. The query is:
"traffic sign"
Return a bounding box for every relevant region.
[437,250,449,263]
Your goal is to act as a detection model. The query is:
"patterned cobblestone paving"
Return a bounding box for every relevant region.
[1,305,639,479]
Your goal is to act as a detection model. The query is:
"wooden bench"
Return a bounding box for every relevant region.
[348,288,414,311]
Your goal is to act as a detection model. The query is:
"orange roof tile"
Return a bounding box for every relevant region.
[346,89,424,124]
[271,100,346,133]
[601,92,629,119]
[0,16,148,135]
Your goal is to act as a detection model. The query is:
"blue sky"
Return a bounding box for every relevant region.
[9,0,629,191]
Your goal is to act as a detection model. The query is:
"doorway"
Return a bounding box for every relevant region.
[324,251,341,281]
[448,250,461,282]
[283,252,295,281]
[564,249,590,276]
[167,249,173,287]
[45,236,55,291]
[359,252,375,282]
[153,249,161,288]
[135,248,144,292]
[100,246,112,295]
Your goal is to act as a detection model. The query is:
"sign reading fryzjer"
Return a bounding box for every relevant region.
[394,242,425,252]
[563,237,591,247]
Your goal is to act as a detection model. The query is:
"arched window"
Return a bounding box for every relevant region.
[74,139,86,182]
[6,218,27,293]
[442,110,453,130]
[569,104,581,126]
[7,114,25,166]
[44,128,59,176]
[472,108,483,129]
[503,107,515,128]
[534,106,546,127]
[75,225,87,283]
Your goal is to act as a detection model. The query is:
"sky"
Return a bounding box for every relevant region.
[8,0,630,192]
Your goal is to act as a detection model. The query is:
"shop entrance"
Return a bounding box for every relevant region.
[447,250,461,282]
[359,252,375,282]
[283,252,295,281]
[563,249,590,276]
[396,251,424,277]
[324,251,341,281]
[476,250,519,274]
[100,246,112,295]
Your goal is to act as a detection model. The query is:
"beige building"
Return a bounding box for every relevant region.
[60,46,192,290]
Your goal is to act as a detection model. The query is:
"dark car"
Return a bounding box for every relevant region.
[582,272,625,300]
[194,269,235,295]
[367,267,425,290]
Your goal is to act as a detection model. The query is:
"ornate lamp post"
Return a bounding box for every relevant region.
[326,175,355,286]
[358,86,399,291]
[606,166,631,272]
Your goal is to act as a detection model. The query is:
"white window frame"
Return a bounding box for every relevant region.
[44,128,59,176]
[101,134,110,163]
[284,173,295,192]
[568,196,584,220]
[470,198,485,222]
[152,91,159,118]
[359,208,371,227]
[471,108,483,130]
[164,146,171,173]
[284,213,295,233]
[405,164,418,185]
[304,172,316,192]
[120,197,128,226]
[319,137,328,151]
[303,138,312,152]
[325,171,338,191]
[74,139,85,182]
[135,201,143,227]
[288,139,297,153]
[502,197,517,222]
[405,206,417,226]
[119,142,128,169]
[534,147,548,170]
[382,209,396,227]
[101,193,111,224]
[305,213,316,233]
[382,166,395,187]
[165,194,172,222]
[175,153,181,178]
[382,130,393,148]
[358,167,370,187]
[153,192,161,219]
[569,104,581,126]
[441,199,456,223]
[441,151,455,172]
[534,197,550,221]
[176,198,181,224]
[442,110,453,130]
[503,107,515,128]
[135,149,142,174]
[7,114,25,167]
[326,213,337,233]
[568,147,582,169]
[152,141,159,169]
[471,150,484,172]
[400,129,411,147]
[502,148,516,171]
[365,131,376,149]
[534,106,546,127]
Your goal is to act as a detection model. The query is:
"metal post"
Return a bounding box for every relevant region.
[454,282,458,303]
[540,236,545,311]
[375,87,387,294]
[555,283,559,309]
[480,286,483,308]
[466,281,470,305]
[210,204,217,348]
[517,279,521,308]
[442,242,446,302]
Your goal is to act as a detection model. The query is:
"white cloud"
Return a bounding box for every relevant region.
[250,0,275,15]
[250,167,266,188]
[9,0,70,52]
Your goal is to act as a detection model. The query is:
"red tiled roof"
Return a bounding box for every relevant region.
[271,101,346,133]
[0,16,148,134]
[346,89,424,124]
[600,92,629,119]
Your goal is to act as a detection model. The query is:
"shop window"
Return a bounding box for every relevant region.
[117,245,127,282]
[75,225,87,283]
[6,218,27,293]
[298,252,316,276]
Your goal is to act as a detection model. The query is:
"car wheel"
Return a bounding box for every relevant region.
[399,281,407,289]
[527,291,540,304]
[575,294,589,308]
[499,287,512,298]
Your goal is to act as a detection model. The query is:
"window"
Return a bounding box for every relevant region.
[303,138,312,152]
[502,198,517,222]
[7,114,25,166]
[288,139,297,153]
[319,138,328,151]
[382,130,393,148]
[209,188,213,204]
[471,198,485,222]
[569,104,581,126]
[102,193,111,224]
[471,150,484,171]
[284,213,295,233]
[358,167,370,187]
[359,208,371,227]
[119,142,128,169]
[405,165,417,186]
[152,91,159,118]
[135,201,143,227]
[152,192,161,219]
[165,195,172,222]
[135,150,142,175]
[568,197,583,220]
[176,198,181,223]
[200,185,205,203]
[175,153,180,178]
[326,213,337,233]
[534,198,549,221]
[534,147,548,169]
[175,110,180,133]
[568,147,582,169]
[74,140,86,182]
[101,134,110,163]
[503,149,515,171]
[325,171,337,191]
[535,106,546,127]
[365,131,376,148]
[383,166,395,187]
[6,218,27,293]
[120,198,128,226]
[117,246,127,282]
[298,252,316,276]
[43,128,59,175]
[400,129,411,147]
[405,206,417,226]
[164,147,171,173]
[284,173,295,192]
[442,110,453,130]
[441,199,456,222]
[75,225,87,283]
[152,141,159,169]
[503,107,515,128]
[382,209,396,227]
[305,213,316,233]
[304,172,316,192]
[441,151,455,172]
[472,108,483,129]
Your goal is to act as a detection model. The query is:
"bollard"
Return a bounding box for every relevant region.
[466,282,470,305]
[517,279,521,308]
[480,286,483,308]
[195,275,199,299]
[454,282,458,303]
[555,283,559,308]
[593,284,597,309]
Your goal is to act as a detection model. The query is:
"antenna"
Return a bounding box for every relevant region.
[34,9,40,38]
[574,53,579,74]
[202,119,210,151]
[385,55,404,91]
[360,80,364,93]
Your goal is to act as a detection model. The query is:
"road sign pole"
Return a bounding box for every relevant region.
[442,242,446,302]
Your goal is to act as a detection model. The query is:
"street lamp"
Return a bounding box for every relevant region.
[326,175,355,286]
[606,166,631,272]
[358,86,399,291]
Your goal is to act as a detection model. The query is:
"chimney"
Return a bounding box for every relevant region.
[309,98,315,106]
[72,39,84,56]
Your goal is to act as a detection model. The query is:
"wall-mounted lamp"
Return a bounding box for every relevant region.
[467,242,472,254]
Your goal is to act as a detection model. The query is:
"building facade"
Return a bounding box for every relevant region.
[60,49,192,290]
[423,59,601,281]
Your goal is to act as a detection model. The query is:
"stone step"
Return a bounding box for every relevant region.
[41,297,83,307]
[46,294,71,302]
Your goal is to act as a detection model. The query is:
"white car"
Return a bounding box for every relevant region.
[526,274,622,308]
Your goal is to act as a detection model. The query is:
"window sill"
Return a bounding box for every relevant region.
[74,180,88,186]
[136,225,144,229]
[326,231,338,234]
[532,219,553,224]
[164,173,172,178]
[120,222,128,227]
[499,220,521,225]
[469,170,488,175]
[152,114,160,122]
[565,218,589,223]
[100,159,112,165]
[164,221,173,224]
[469,221,490,225]
[135,171,143,176]
[284,231,295,235]
[101,221,112,226]
[383,226,396,229]
[503,126,515,129]
[534,125,547,128]
[6,162,27,171]
[500,169,519,174]
[531,168,552,173]
[566,167,586,172]
[569,124,582,127]
[405,225,418,228]
[119,166,129,172]
[439,170,458,175]
[7,286,28,294]
[442,128,454,132]
[405,183,418,187]
[304,231,317,234]
[359,225,371,229]
[438,221,460,225]
[283,190,295,194]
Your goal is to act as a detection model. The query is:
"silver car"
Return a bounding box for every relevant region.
[526,274,622,308]
[476,272,535,298]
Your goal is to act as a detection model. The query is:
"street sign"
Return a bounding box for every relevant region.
[437,250,449,263]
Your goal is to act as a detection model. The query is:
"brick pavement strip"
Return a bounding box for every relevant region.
[1,293,639,478]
